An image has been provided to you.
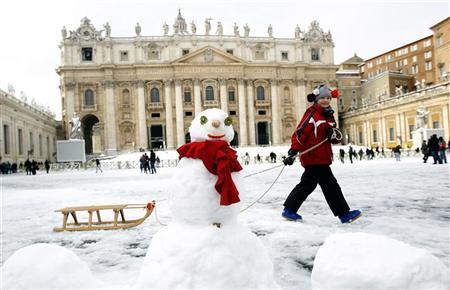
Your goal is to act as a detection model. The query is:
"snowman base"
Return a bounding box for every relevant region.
[136,222,279,289]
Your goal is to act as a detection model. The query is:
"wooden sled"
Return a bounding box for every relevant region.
[53,201,155,232]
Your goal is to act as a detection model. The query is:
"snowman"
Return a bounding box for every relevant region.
[136,108,279,289]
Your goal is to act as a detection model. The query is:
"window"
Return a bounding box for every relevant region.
[425,61,432,71]
[122,89,130,104]
[424,51,432,59]
[3,125,10,154]
[433,121,440,129]
[358,132,363,143]
[376,58,382,65]
[389,128,395,141]
[411,64,419,74]
[409,125,415,139]
[205,86,214,100]
[412,55,417,62]
[281,51,288,60]
[436,36,443,46]
[84,89,94,106]
[150,88,160,102]
[185,111,193,117]
[18,129,23,155]
[311,48,319,61]
[403,59,408,65]
[120,50,129,61]
[228,87,235,102]
[82,47,93,61]
[385,55,392,62]
[151,113,160,118]
[184,88,192,102]
[258,110,266,115]
[423,39,431,47]
[439,64,446,76]
[256,86,265,100]
[182,49,190,55]
[410,44,418,52]
[229,110,236,116]
[226,49,234,55]
[373,130,378,142]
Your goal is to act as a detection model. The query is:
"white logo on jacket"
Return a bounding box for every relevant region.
[308,118,327,138]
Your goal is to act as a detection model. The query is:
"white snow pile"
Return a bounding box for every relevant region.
[311,232,449,289]
[135,109,279,289]
[1,243,103,289]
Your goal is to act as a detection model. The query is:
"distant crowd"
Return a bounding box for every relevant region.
[139,150,160,174]
[0,159,51,175]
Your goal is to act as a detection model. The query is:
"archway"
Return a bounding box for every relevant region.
[257,122,269,145]
[82,114,100,154]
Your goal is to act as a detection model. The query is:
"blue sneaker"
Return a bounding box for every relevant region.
[339,210,362,223]
[282,208,302,221]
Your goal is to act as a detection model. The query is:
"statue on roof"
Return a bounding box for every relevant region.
[244,23,250,37]
[233,22,239,36]
[267,24,273,37]
[104,22,111,38]
[135,22,141,36]
[61,26,67,39]
[205,18,211,35]
[191,21,197,34]
[163,22,169,35]
[216,21,223,36]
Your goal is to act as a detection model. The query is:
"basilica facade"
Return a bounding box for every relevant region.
[57,12,337,154]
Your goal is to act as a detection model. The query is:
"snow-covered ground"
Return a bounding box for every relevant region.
[1,155,449,289]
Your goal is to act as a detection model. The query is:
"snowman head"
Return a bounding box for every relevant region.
[189,108,234,143]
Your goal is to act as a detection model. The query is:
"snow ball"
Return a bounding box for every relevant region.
[1,243,102,289]
[189,108,234,143]
[311,232,449,289]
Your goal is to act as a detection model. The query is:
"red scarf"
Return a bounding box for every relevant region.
[177,140,243,206]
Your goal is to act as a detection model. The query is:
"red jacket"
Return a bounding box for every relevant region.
[290,104,339,167]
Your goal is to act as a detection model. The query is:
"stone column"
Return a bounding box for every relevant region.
[377,118,383,146]
[237,79,248,146]
[104,80,117,154]
[164,80,175,149]
[193,79,202,117]
[219,79,228,113]
[365,120,371,147]
[174,80,185,147]
[381,116,387,147]
[136,80,147,149]
[270,79,281,145]
[395,113,401,144]
[295,79,307,119]
[399,112,406,145]
[64,82,76,139]
[442,104,449,140]
[246,80,256,145]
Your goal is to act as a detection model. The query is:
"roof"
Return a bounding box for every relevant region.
[430,16,450,29]
[342,53,364,64]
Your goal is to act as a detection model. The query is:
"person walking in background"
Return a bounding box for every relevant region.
[339,149,345,164]
[44,159,50,174]
[358,148,364,160]
[438,136,447,164]
[348,145,354,164]
[244,152,250,165]
[421,140,430,163]
[428,134,442,164]
[282,84,361,224]
[149,150,157,174]
[393,145,402,161]
[95,158,103,173]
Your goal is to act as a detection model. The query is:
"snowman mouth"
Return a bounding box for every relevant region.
[207,133,225,139]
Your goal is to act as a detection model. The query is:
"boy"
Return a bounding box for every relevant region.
[282,84,361,223]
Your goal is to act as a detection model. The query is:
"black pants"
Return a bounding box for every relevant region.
[283,165,350,216]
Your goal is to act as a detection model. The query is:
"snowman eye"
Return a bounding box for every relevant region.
[200,115,208,125]
[224,117,233,126]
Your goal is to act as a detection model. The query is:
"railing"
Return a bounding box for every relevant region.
[82,104,98,111]
[146,102,164,109]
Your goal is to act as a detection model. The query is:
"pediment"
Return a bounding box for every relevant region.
[172,46,247,65]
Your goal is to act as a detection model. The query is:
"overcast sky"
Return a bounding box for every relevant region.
[0,0,448,120]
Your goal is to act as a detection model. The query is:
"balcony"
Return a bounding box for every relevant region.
[146,102,164,110]
[82,104,98,111]
[255,99,270,107]
[203,100,219,107]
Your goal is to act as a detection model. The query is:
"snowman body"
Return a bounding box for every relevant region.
[136,109,279,289]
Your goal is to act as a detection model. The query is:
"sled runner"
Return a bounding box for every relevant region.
[53,201,155,232]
